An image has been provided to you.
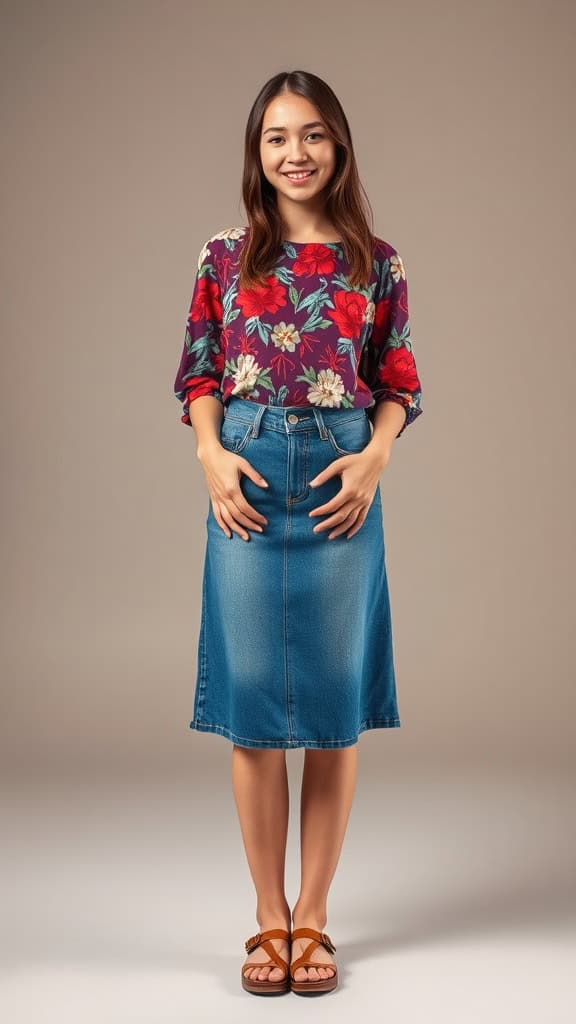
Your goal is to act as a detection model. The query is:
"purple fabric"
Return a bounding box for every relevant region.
[174,227,423,438]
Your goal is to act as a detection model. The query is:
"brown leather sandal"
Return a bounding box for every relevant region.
[290,927,338,994]
[241,927,291,994]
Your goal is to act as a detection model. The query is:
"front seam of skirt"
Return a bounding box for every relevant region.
[284,465,294,744]
[188,717,401,748]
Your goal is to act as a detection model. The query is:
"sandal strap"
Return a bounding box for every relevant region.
[291,927,336,954]
[243,928,290,975]
[290,927,337,976]
[244,927,290,953]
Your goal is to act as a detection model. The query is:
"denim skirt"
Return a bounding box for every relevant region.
[189,395,401,749]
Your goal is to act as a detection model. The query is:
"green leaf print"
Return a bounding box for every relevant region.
[300,311,333,333]
[297,279,331,313]
[294,365,318,387]
[336,336,357,369]
[388,320,412,349]
[184,325,219,357]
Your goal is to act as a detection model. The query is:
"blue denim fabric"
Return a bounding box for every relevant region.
[190,396,401,748]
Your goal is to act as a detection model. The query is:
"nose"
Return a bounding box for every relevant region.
[287,143,308,162]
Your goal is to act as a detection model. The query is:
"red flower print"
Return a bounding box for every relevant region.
[328,290,367,339]
[189,277,223,323]
[175,231,422,435]
[292,245,338,276]
[377,347,420,393]
[373,295,392,331]
[236,276,287,318]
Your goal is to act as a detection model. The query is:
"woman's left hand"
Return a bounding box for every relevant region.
[308,445,391,540]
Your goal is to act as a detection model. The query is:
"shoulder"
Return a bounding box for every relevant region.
[197,226,247,264]
[372,235,407,284]
[373,234,400,260]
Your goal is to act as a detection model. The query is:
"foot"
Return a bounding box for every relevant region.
[290,921,336,983]
[242,922,291,983]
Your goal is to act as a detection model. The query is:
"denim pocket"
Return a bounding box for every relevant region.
[326,415,372,456]
[219,415,253,453]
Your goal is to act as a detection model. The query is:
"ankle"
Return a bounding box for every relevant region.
[291,901,327,931]
[256,899,291,931]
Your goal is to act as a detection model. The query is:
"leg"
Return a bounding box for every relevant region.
[232,745,291,982]
[291,745,358,982]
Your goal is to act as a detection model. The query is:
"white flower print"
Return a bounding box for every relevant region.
[307,369,346,407]
[271,321,301,352]
[231,353,261,395]
[364,300,376,326]
[389,253,406,284]
[197,227,247,270]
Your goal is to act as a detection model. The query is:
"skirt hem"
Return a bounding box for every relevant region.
[188,717,401,749]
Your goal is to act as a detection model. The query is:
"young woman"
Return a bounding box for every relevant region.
[173,70,423,996]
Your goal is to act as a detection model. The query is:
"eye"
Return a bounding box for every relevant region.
[266,132,325,144]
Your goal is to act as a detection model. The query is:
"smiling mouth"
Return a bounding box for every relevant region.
[282,170,316,180]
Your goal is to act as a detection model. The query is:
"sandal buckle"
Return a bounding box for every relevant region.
[321,932,336,953]
[244,932,261,953]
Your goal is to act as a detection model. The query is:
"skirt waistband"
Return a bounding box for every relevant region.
[223,395,371,437]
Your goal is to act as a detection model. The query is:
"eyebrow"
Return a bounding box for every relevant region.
[262,121,325,134]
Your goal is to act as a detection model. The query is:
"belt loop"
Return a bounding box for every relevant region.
[251,403,266,438]
[312,407,328,439]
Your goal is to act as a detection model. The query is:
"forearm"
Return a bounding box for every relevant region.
[188,395,224,460]
[365,400,407,467]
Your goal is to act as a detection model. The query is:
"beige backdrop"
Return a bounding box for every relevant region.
[1,0,575,782]
[2,3,575,1020]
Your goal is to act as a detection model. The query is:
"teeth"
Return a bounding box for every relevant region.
[286,171,313,179]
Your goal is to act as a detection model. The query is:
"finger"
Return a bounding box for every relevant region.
[217,478,268,528]
[311,500,359,533]
[228,490,268,527]
[328,507,362,539]
[309,496,346,519]
[218,502,253,542]
[225,460,269,526]
[346,508,368,539]
[309,455,348,488]
[212,504,232,539]
[237,456,270,492]
[222,496,266,532]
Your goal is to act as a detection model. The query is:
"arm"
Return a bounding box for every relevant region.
[173,237,226,453]
[358,248,423,463]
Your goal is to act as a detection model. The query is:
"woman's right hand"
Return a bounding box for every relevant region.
[197,443,269,541]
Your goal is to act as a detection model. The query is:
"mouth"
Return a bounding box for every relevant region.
[282,169,316,181]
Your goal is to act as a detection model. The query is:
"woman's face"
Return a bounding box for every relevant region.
[259,92,337,203]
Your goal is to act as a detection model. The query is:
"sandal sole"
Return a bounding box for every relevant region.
[242,975,290,995]
[291,969,338,994]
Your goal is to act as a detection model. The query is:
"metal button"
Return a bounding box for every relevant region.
[287,413,299,423]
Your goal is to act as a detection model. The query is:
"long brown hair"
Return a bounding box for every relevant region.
[238,70,376,291]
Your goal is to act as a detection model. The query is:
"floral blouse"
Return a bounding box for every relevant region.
[173,226,423,438]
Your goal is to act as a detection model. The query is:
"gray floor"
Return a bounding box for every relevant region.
[1,768,574,1023]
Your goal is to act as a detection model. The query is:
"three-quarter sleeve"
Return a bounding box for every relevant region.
[173,238,225,426]
[358,249,423,438]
